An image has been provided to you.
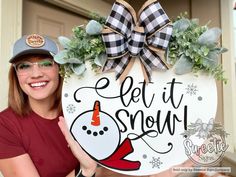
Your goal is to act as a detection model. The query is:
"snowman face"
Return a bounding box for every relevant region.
[70,103,120,160]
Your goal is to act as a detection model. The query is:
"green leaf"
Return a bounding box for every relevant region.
[174,55,194,75]
[173,18,191,31]
[191,18,199,25]
[94,53,107,67]
[67,58,83,64]
[214,47,228,54]
[200,46,210,56]
[203,51,219,68]
[58,36,71,49]
[198,27,221,46]
[71,63,86,75]
[86,20,103,35]
[53,50,68,64]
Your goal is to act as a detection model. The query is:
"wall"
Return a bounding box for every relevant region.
[22,0,88,39]
[0,0,22,111]
[234,9,236,59]
[129,0,191,18]
[0,1,22,175]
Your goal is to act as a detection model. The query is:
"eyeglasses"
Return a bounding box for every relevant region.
[13,59,55,75]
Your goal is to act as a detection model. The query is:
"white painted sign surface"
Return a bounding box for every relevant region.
[62,59,217,175]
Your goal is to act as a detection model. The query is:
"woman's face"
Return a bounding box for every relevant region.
[14,55,60,104]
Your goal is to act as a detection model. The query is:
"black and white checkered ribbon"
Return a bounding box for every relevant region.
[102,0,173,81]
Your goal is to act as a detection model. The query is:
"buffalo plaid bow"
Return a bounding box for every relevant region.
[102,0,173,81]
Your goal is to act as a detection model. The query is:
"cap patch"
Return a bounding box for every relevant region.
[26,34,45,48]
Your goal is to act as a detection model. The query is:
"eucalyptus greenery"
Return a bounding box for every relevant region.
[54,14,106,78]
[167,13,228,83]
[54,12,228,82]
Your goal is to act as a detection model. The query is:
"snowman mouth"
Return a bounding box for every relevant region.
[82,125,108,136]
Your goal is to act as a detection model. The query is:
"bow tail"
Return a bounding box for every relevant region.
[140,47,169,81]
[139,58,152,83]
[103,54,132,80]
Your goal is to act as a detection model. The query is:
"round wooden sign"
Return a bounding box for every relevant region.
[62,60,217,175]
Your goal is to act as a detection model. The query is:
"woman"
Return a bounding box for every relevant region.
[0,34,96,177]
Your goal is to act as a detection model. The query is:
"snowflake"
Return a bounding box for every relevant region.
[149,157,162,168]
[186,83,198,96]
[66,104,76,114]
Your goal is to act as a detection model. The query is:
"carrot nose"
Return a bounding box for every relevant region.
[91,101,101,126]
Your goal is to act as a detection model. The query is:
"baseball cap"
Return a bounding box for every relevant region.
[9,34,59,63]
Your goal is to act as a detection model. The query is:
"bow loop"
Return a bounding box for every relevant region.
[102,0,173,81]
[146,25,173,50]
[102,29,128,59]
[105,0,135,38]
[138,0,171,37]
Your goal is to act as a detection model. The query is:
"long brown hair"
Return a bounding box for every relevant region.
[8,54,63,117]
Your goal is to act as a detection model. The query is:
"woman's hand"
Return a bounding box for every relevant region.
[58,116,97,177]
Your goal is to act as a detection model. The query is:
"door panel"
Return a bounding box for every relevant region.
[23,0,87,40]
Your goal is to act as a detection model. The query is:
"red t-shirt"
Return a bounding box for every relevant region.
[0,108,79,177]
